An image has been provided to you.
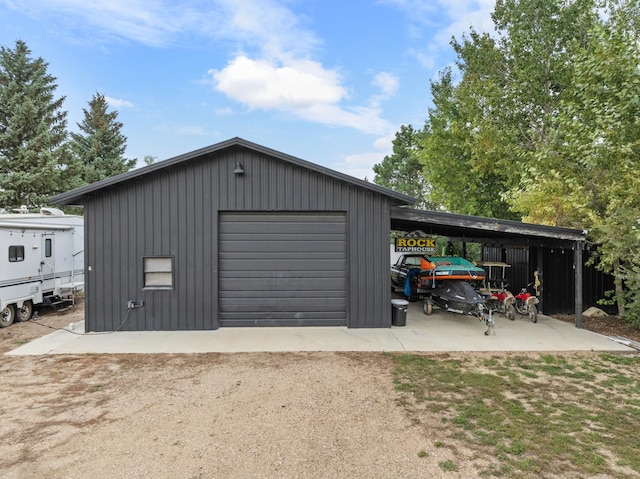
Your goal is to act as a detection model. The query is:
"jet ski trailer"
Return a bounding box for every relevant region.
[414,255,485,316]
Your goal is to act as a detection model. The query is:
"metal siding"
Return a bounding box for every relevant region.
[219,212,347,326]
[347,191,392,328]
[85,148,392,331]
[505,248,530,292]
[542,248,575,314]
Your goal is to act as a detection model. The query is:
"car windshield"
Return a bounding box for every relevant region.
[403,256,423,267]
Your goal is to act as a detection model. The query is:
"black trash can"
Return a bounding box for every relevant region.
[391,299,409,326]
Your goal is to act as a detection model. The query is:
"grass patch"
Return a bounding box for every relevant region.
[392,352,640,478]
[439,459,458,472]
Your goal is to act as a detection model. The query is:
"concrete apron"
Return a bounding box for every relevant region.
[6,301,636,355]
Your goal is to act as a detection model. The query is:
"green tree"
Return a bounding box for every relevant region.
[373,124,433,209]
[417,0,599,220]
[0,40,72,209]
[420,66,517,218]
[413,0,640,322]
[71,92,136,184]
[511,2,640,322]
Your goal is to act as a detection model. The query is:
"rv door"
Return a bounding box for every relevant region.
[40,234,54,282]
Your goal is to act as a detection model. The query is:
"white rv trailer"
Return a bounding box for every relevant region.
[0,207,84,327]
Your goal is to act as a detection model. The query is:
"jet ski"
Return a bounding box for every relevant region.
[421,279,485,316]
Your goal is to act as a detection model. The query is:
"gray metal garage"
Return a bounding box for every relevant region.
[51,138,412,331]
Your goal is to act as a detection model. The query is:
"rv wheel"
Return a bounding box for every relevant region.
[0,304,16,328]
[16,300,34,322]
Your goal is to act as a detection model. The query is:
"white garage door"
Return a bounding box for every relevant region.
[219,212,347,326]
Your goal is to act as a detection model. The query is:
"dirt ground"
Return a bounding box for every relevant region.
[1,301,638,478]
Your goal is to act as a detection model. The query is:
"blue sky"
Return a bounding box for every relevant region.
[0,0,495,180]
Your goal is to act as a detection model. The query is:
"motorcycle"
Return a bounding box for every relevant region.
[514,284,539,323]
[485,287,516,321]
[478,261,515,320]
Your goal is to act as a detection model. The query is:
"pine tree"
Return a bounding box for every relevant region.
[0,40,71,209]
[71,93,136,184]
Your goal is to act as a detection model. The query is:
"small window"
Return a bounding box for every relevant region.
[9,245,25,262]
[45,238,52,257]
[143,256,173,289]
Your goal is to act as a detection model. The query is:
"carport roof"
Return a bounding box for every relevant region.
[391,206,587,247]
[50,137,415,206]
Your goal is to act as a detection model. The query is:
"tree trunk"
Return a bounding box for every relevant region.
[614,258,625,318]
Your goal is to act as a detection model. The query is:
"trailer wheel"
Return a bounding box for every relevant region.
[0,304,15,328]
[16,300,34,322]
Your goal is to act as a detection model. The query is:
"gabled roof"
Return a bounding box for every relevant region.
[50,137,416,206]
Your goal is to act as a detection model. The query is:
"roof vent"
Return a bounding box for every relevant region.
[40,207,65,216]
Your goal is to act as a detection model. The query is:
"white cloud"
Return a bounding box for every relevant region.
[208,4,397,135]
[211,57,392,134]
[105,96,133,109]
[210,56,346,110]
[213,0,320,60]
[5,0,204,46]
[372,72,399,97]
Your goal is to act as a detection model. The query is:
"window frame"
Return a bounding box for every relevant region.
[9,245,25,263]
[143,256,174,290]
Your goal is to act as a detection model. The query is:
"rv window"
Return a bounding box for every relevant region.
[45,238,52,257]
[143,256,173,289]
[9,245,25,262]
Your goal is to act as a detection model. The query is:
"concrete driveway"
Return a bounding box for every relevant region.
[7,301,635,355]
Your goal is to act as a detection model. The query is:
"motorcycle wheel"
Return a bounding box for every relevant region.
[423,301,433,315]
[529,304,538,323]
[515,298,527,315]
[507,304,516,321]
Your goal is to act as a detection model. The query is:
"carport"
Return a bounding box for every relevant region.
[390,206,588,327]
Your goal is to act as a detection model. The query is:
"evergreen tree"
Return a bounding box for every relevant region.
[0,40,72,209]
[71,93,136,184]
[373,125,434,209]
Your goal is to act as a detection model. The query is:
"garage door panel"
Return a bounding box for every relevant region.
[220,298,346,311]
[220,240,345,253]
[220,279,346,292]
[219,212,347,327]
[219,252,345,262]
[220,217,345,232]
[218,316,346,327]
[219,259,346,272]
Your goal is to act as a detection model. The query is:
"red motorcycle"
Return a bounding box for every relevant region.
[514,285,539,323]
[486,287,516,321]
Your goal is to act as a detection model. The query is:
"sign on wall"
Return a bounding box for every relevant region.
[394,232,437,253]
